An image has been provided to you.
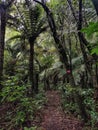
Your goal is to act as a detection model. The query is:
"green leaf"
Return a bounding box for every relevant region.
[91,46,98,54]
[81,22,98,37]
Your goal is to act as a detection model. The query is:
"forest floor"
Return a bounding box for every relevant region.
[0,90,86,130]
[38,90,83,130]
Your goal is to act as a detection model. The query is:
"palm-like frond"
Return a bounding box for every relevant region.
[6,35,22,43]
[13,1,48,38]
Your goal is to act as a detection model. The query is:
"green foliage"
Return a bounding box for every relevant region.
[1,0,98,129]
[24,126,45,130]
[24,126,37,130]
[61,84,80,116]
[82,22,98,55]
[82,22,98,37]
[24,126,43,130]
[61,84,98,127]
[0,75,46,129]
[1,76,27,102]
[41,55,54,68]
[91,45,98,54]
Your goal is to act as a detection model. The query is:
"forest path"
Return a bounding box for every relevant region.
[40,90,83,130]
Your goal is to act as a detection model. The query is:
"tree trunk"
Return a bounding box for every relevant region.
[29,38,35,95]
[34,73,39,94]
[67,0,92,52]
[0,5,6,89]
[44,70,50,91]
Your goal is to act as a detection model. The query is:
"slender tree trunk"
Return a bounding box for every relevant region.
[75,0,89,122]
[29,38,35,95]
[34,72,39,94]
[77,0,92,76]
[78,0,96,87]
[0,5,6,89]
[0,1,15,91]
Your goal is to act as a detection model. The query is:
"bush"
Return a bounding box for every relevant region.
[61,83,98,127]
[0,75,46,129]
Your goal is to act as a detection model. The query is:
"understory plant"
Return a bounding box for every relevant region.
[0,75,46,129]
[61,83,98,127]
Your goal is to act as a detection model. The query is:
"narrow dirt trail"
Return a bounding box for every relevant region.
[40,90,83,130]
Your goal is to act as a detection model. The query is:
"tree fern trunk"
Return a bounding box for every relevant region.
[29,39,35,95]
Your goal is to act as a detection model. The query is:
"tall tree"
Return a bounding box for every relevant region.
[0,0,15,89]
[34,0,76,87]
[7,1,48,94]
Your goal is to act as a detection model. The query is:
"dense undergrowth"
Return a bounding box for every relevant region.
[60,83,98,129]
[0,0,98,130]
[0,75,98,129]
[0,75,46,130]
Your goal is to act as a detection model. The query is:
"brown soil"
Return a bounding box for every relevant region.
[40,90,83,130]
